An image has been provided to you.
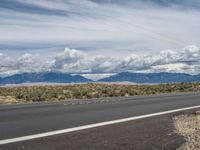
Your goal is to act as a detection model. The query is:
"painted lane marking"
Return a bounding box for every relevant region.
[1,105,200,145]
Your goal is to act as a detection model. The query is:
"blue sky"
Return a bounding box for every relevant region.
[0,0,200,76]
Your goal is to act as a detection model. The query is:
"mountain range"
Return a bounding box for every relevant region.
[99,72,200,83]
[0,72,92,85]
[0,72,200,85]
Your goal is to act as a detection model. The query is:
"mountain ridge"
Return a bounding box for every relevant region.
[98,72,200,83]
[0,72,200,85]
[0,72,92,85]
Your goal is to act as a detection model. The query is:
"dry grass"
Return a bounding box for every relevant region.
[0,82,200,104]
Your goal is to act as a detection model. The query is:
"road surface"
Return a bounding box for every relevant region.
[0,92,200,149]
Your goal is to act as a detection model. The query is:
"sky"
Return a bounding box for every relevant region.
[0,0,200,77]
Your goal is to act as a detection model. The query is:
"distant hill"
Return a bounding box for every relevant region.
[1,72,200,85]
[191,74,200,82]
[0,72,92,85]
[99,72,199,83]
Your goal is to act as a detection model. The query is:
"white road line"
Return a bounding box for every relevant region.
[1,105,200,145]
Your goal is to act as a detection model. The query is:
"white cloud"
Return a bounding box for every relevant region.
[118,45,200,74]
[0,53,49,76]
[50,48,118,73]
[152,63,188,73]
[51,48,85,69]
[0,45,200,76]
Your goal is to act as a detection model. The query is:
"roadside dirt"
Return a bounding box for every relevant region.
[174,111,200,150]
[0,96,18,104]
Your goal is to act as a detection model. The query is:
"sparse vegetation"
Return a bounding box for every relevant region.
[0,83,200,104]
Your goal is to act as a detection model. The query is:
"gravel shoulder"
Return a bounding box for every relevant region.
[174,111,200,150]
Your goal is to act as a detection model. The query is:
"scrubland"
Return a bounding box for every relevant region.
[0,83,200,104]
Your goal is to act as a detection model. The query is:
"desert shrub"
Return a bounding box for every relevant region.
[0,82,200,103]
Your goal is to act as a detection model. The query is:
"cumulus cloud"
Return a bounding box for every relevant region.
[0,45,200,76]
[120,45,200,74]
[50,48,118,73]
[51,48,85,69]
[0,53,49,76]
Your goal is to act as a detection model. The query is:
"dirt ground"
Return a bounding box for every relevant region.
[0,96,18,104]
[174,111,200,150]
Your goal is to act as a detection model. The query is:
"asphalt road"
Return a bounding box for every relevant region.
[0,92,200,149]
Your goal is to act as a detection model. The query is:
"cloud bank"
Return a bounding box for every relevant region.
[0,45,200,77]
[0,0,200,76]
